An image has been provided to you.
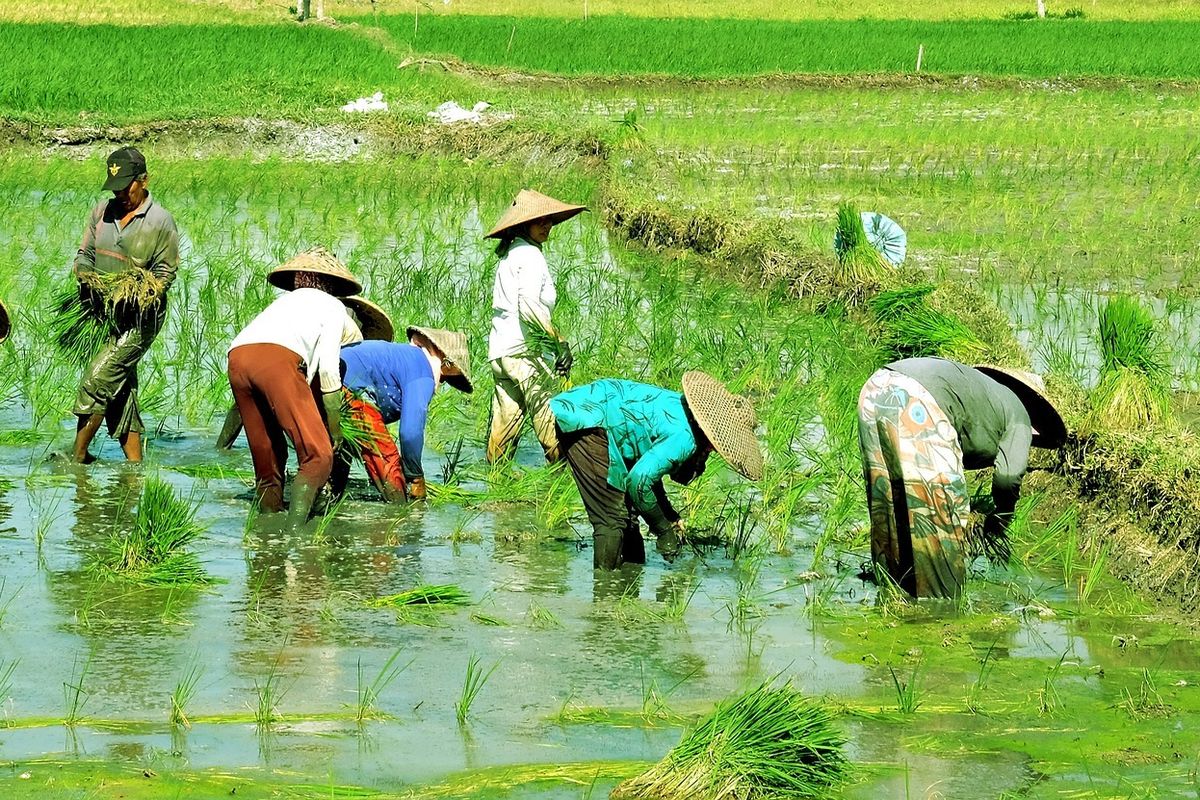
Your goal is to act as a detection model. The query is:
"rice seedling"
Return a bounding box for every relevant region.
[868,284,986,362]
[965,640,999,714]
[0,577,21,629]
[1088,295,1172,430]
[613,680,850,800]
[470,611,508,626]
[48,284,112,366]
[365,584,471,608]
[1115,668,1171,721]
[831,203,892,299]
[353,649,412,724]
[0,658,17,711]
[169,662,203,729]
[440,435,467,486]
[888,662,923,714]
[456,654,499,726]
[94,476,208,586]
[253,650,292,730]
[1037,651,1072,716]
[77,267,164,311]
[526,599,562,630]
[63,653,91,727]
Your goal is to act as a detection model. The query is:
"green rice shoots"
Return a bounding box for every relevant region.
[49,284,112,366]
[869,283,987,362]
[365,584,472,608]
[832,203,891,298]
[95,477,208,585]
[1088,295,1172,430]
[613,680,850,800]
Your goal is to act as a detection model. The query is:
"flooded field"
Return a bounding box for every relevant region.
[1,153,1199,798]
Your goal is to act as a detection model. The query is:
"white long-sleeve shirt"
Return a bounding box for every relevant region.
[229,288,360,393]
[488,238,556,361]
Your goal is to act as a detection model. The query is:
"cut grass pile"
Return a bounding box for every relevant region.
[370,15,1200,79]
[365,584,472,608]
[93,476,208,585]
[1088,294,1172,431]
[613,680,850,800]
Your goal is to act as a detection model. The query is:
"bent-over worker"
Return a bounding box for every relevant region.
[857,356,1067,599]
[333,323,473,503]
[550,372,763,570]
[226,247,362,528]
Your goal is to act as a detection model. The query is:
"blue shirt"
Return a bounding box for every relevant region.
[340,341,436,480]
[550,379,699,518]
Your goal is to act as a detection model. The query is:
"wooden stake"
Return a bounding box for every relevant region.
[916,44,924,73]
[507,24,516,54]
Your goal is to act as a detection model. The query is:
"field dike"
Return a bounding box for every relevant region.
[599,181,1200,611]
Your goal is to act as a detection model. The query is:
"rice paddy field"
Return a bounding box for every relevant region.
[1,2,1199,799]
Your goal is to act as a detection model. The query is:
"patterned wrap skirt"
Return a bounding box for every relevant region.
[857,368,969,599]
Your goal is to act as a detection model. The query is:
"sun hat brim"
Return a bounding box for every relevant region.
[484,189,588,240]
[407,325,474,394]
[267,248,362,298]
[0,297,9,344]
[681,371,763,482]
[974,365,1067,449]
[342,296,395,342]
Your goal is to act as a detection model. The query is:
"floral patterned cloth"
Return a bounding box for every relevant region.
[857,368,969,599]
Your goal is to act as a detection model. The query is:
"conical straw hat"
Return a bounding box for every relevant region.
[268,246,362,298]
[0,297,9,344]
[342,296,394,341]
[974,365,1067,449]
[407,326,473,394]
[681,371,763,481]
[484,189,588,239]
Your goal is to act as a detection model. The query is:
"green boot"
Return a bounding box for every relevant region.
[286,480,322,530]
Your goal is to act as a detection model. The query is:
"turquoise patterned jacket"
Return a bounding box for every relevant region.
[550,379,699,519]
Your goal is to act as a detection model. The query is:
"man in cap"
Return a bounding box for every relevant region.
[332,323,474,503]
[226,247,362,528]
[72,146,179,463]
[550,371,762,570]
[857,356,1068,599]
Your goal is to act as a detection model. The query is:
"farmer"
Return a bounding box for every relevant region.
[72,147,179,463]
[226,247,362,528]
[550,371,763,570]
[332,322,474,503]
[485,189,586,464]
[857,357,1067,599]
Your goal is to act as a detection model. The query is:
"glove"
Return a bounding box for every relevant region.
[408,476,427,501]
[321,391,343,451]
[656,520,685,562]
[554,340,574,376]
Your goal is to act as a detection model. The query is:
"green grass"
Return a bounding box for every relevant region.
[371,15,1200,79]
[0,22,465,120]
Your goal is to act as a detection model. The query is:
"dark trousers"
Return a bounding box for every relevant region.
[559,425,645,570]
[228,343,333,512]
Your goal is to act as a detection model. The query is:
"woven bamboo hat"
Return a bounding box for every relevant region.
[974,365,1067,449]
[268,246,362,298]
[342,296,394,341]
[484,189,588,239]
[681,371,763,481]
[407,326,473,394]
[0,297,9,344]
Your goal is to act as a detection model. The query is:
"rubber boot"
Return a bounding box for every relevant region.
[286,479,322,530]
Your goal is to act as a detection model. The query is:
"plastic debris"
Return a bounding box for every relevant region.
[427,100,512,125]
[341,92,388,113]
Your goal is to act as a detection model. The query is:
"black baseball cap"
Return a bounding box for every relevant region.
[102,147,147,192]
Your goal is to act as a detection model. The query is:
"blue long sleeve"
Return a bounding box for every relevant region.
[398,375,436,480]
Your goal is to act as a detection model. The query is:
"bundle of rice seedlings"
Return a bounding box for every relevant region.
[365,584,471,608]
[77,267,164,312]
[831,203,891,298]
[1088,295,1172,430]
[869,283,987,362]
[612,680,850,800]
[340,392,385,455]
[96,477,208,585]
[49,284,113,366]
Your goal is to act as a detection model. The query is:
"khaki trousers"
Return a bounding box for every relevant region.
[486,355,561,463]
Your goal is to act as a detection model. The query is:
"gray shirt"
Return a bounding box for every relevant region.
[887,357,1032,513]
[74,193,180,292]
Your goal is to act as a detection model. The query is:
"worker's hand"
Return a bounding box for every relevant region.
[656,520,684,561]
[554,340,573,376]
[983,512,1007,539]
[321,391,343,451]
[408,477,427,501]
